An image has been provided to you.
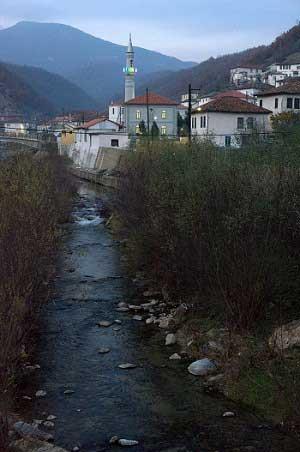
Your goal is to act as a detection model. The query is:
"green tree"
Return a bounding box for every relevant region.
[177,112,189,136]
[151,121,159,138]
[139,120,147,136]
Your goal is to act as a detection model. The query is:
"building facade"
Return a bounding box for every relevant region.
[124,92,179,137]
[256,80,300,114]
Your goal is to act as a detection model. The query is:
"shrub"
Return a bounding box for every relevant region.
[0,152,75,448]
[117,138,300,332]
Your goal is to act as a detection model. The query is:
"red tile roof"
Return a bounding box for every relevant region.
[193,97,271,114]
[257,79,300,96]
[78,118,121,129]
[125,92,178,106]
[214,90,252,100]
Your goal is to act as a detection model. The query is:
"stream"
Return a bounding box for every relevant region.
[19,182,300,452]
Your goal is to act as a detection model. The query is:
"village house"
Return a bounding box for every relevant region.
[256,79,300,115]
[191,96,272,148]
[71,117,129,169]
[230,66,263,86]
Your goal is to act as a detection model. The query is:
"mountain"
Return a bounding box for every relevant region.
[137,24,300,100]
[0,62,97,117]
[0,21,196,107]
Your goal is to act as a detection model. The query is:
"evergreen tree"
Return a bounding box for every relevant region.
[151,121,159,138]
[139,120,147,136]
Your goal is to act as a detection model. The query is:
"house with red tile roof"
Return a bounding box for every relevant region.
[256,79,300,114]
[191,96,272,147]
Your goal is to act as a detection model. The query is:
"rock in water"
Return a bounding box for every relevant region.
[43,421,55,429]
[132,315,143,321]
[118,439,139,446]
[165,333,176,346]
[188,359,216,376]
[97,321,113,327]
[118,363,137,369]
[98,347,111,354]
[64,389,75,395]
[35,390,47,398]
[109,436,119,444]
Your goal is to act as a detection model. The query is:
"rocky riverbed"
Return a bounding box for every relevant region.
[14,182,300,452]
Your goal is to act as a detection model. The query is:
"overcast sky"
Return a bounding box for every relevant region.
[0,0,299,62]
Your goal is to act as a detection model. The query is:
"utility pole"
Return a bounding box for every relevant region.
[187,84,202,145]
[146,88,150,149]
[188,84,192,144]
[146,88,150,135]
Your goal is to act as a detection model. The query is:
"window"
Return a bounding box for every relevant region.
[84,133,87,142]
[225,136,231,147]
[295,98,300,109]
[287,98,293,108]
[200,116,206,128]
[191,117,197,129]
[259,100,263,107]
[136,110,141,120]
[161,126,167,136]
[237,117,244,129]
[111,139,119,147]
[112,108,115,115]
[247,117,254,129]
[275,98,279,109]
[161,110,167,119]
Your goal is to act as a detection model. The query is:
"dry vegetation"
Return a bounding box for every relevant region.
[0,152,75,449]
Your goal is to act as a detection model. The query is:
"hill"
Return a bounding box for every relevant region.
[6,64,98,112]
[0,62,98,117]
[137,24,300,100]
[0,63,53,116]
[0,21,196,107]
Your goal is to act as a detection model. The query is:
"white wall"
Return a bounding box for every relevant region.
[257,94,300,114]
[72,131,130,169]
[109,106,124,124]
[191,112,271,147]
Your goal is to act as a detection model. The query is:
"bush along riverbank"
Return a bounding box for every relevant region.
[0,153,75,451]
[114,137,300,436]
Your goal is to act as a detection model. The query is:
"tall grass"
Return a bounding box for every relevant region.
[117,138,300,332]
[0,152,75,449]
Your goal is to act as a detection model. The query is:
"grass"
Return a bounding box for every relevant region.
[0,151,75,449]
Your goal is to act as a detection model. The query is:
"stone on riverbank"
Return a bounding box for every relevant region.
[165,333,176,346]
[13,422,53,442]
[169,353,182,360]
[9,438,68,452]
[188,359,216,376]
[269,320,300,350]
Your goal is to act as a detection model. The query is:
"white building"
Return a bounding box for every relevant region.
[68,118,129,169]
[191,96,272,147]
[230,66,263,86]
[4,122,28,135]
[256,80,300,115]
[264,62,300,87]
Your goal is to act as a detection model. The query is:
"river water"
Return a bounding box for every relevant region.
[19,182,300,452]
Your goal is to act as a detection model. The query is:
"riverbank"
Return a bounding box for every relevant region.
[0,153,75,450]
[114,139,300,434]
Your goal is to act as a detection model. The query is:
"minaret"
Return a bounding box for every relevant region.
[123,34,136,102]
